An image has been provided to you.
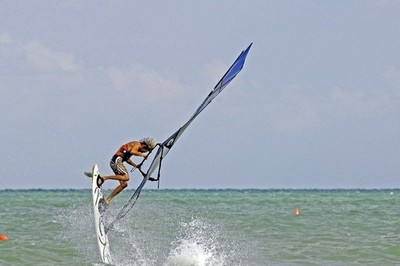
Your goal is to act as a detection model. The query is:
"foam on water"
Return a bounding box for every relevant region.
[165,218,225,266]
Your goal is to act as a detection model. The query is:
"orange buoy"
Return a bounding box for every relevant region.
[0,234,8,241]
[293,208,300,216]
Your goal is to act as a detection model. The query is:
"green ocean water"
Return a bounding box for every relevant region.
[0,189,400,265]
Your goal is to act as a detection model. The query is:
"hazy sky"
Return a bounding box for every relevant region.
[1,1,399,189]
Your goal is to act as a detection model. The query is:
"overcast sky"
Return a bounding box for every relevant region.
[1,1,399,189]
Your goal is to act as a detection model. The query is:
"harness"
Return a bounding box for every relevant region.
[114,144,130,162]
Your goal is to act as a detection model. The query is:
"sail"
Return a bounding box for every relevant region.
[192,43,252,119]
[106,43,252,231]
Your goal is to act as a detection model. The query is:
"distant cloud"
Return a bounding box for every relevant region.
[0,33,86,112]
[329,86,393,116]
[105,65,187,104]
[262,82,396,134]
[23,41,82,72]
[0,32,83,73]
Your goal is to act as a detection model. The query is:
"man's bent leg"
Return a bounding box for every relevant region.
[105,180,128,204]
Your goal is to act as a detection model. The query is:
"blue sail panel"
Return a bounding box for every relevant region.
[219,43,253,90]
[193,43,252,118]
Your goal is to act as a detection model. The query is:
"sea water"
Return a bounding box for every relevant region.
[0,189,400,265]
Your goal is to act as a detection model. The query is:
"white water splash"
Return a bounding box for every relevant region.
[165,218,225,266]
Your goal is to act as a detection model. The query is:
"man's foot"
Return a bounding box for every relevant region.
[96,175,105,188]
[98,198,109,213]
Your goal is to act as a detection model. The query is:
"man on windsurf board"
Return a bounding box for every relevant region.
[96,137,156,205]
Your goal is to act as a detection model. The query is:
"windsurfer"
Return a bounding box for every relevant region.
[97,138,156,204]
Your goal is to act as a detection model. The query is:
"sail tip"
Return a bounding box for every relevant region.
[241,43,253,59]
[247,43,253,50]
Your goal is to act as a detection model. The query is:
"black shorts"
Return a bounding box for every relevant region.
[110,155,128,175]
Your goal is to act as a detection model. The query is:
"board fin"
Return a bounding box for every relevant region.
[84,171,92,177]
